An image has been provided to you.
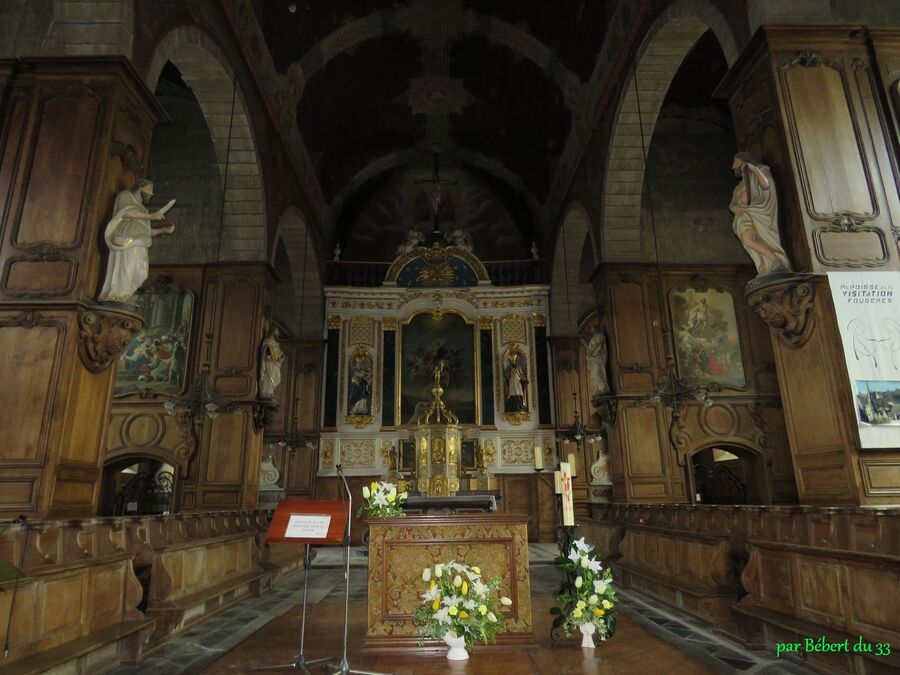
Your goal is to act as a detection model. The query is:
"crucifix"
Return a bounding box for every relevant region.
[414,152,457,234]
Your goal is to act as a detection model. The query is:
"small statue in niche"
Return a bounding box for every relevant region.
[333,243,341,261]
[396,229,425,256]
[258,327,284,400]
[729,152,792,278]
[503,345,529,413]
[531,241,540,260]
[585,323,610,399]
[98,179,175,303]
[445,229,473,251]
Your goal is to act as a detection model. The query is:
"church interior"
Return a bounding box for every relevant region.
[1,1,900,674]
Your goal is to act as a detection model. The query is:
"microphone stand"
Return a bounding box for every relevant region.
[328,465,392,675]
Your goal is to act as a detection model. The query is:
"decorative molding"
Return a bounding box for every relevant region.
[532,312,546,327]
[349,315,375,345]
[746,277,816,348]
[503,411,530,426]
[77,308,143,373]
[326,315,342,329]
[321,440,334,467]
[501,439,534,465]
[501,314,526,344]
[479,316,494,330]
[783,51,828,68]
[483,440,495,466]
[591,396,618,430]
[341,439,375,467]
[620,363,651,374]
[251,400,278,431]
[383,317,398,331]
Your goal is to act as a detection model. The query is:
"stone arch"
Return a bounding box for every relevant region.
[601,0,738,261]
[274,207,323,338]
[551,201,595,335]
[145,26,266,261]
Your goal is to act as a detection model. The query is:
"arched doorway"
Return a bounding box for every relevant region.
[689,444,767,505]
[99,456,176,517]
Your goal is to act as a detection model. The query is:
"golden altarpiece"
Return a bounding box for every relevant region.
[318,233,557,494]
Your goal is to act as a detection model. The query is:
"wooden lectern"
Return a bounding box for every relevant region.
[253,499,349,674]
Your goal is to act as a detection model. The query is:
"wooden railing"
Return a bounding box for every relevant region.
[0,510,305,673]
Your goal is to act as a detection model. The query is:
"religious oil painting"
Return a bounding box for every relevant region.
[855,380,900,426]
[670,287,746,388]
[400,311,476,425]
[114,289,193,396]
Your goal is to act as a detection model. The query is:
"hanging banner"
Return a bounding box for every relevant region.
[828,272,900,449]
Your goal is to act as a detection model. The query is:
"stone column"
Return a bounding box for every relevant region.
[719,26,900,505]
[0,58,164,519]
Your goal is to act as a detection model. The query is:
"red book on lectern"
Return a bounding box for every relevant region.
[267,499,349,545]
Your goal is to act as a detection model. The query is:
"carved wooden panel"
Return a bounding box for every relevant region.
[608,276,655,393]
[621,405,664,477]
[212,278,262,397]
[204,414,248,485]
[0,321,64,464]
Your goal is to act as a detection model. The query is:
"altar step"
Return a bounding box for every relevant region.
[311,543,561,569]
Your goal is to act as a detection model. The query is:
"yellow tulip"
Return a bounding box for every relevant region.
[602,599,612,609]
[430,580,436,591]
[459,610,469,619]
[478,604,487,615]
[471,566,480,574]
[593,608,603,617]
[448,606,458,616]
[371,481,377,492]
[573,608,583,619]
[461,581,468,596]
[387,494,396,503]
[432,597,441,611]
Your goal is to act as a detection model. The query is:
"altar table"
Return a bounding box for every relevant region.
[362,513,536,653]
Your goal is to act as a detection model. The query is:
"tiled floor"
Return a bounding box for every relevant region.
[109,545,818,675]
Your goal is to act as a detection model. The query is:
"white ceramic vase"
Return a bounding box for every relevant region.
[444,631,469,660]
[579,622,596,649]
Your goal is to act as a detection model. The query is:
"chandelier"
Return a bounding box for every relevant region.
[163,334,236,420]
[561,391,602,443]
[279,405,316,453]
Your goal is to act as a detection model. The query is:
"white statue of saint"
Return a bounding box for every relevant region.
[730,153,792,277]
[590,448,611,485]
[98,180,175,302]
[396,229,425,256]
[586,326,610,398]
[258,327,284,400]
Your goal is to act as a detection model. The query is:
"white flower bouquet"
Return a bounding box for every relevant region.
[551,537,617,640]
[358,481,407,518]
[412,561,509,652]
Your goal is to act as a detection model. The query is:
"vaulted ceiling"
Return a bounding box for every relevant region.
[249,0,620,261]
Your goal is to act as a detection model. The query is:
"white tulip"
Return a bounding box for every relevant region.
[453,575,462,587]
[362,486,370,499]
[580,556,589,568]
[389,486,397,499]
[422,567,431,582]
[435,564,443,578]
[588,594,598,605]
[594,581,607,594]
[500,596,512,606]
[487,611,497,623]
[575,576,583,588]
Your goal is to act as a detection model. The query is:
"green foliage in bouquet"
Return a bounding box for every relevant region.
[412,561,509,652]
[550,537,617,640]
